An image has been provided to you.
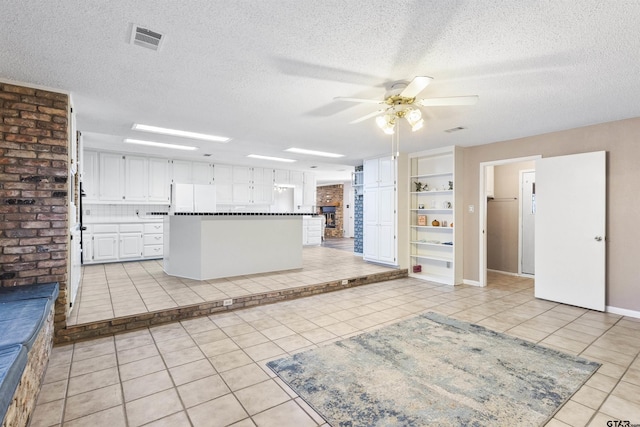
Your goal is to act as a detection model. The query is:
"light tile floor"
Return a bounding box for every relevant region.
[34,272,640,426]
[68,244,388,325]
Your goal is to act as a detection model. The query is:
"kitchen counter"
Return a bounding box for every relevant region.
[163,214,304,280]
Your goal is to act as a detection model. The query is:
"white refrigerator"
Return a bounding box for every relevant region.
[172,183,217,213]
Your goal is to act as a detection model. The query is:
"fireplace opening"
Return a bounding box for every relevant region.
[320,206,336,228]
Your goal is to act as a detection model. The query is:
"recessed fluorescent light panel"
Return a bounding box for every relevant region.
[124,139,197,151]
[285,147,344,158]
[132,123,230,142]
[247,154,296,163]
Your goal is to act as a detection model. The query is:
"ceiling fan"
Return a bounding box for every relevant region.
[334,76,478,134]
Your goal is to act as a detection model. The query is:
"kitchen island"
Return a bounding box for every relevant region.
[163,213,304,280]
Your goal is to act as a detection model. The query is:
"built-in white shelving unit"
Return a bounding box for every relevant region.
[408,146,463,285]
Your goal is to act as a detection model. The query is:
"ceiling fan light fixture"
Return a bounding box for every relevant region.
[376,114,396,134]
[411,118,425,132]
[406,108,422,123]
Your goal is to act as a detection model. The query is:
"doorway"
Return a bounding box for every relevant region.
[479,156,540,286]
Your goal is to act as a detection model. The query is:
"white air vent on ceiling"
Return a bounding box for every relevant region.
[130,24,164,51]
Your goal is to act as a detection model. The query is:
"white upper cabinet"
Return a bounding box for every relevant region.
[99,153,125,201]
[192,162,213,184]
[289,171,304,186]
[303,172,316,206]
[124,155,148,202]
[171,160,192,184]
[274,169,290,184]
[85,152,171,204]
[82,150,99,201]
[82,150,313,209]
[252,168,274,205]
[214,164,233,204]
[148,158,170,203]
[252,167,273,185]
[364,156,395,188]
[232,166,274,204]
[171,160,213,184]
[214,164,233,182]
[232,166,251,183]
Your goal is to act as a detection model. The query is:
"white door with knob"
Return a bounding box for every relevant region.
[534,151,606,311]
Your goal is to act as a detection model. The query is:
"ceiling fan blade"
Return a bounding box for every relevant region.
[417,95,479,107]
[334,97,384,104]
[400,76,433,98]
[349,110,384,124]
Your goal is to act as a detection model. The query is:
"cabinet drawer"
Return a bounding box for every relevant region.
[144,223,164,234]
[307,224,321,232]
[308,229,321,237]
[120,223,144,233]
[143,245,164,257]
[93,224,118,233]
[143,234,164,245]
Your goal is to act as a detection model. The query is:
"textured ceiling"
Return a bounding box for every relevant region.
[2,1,640,183]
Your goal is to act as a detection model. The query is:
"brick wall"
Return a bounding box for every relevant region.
[0,82,69,332]
[316,184,344,238]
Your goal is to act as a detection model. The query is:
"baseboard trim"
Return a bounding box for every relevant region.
[606,305,640,319]
[487,269,520,277]
[463,279,482,287]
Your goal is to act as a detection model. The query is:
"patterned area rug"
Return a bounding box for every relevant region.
[267,312,600,426]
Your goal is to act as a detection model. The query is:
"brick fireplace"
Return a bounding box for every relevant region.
[316,184,343,238]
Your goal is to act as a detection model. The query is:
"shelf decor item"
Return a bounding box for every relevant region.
[414,181,425,192]
[417,215,427,226]
[412,265,422,273]
[431,219,440,227]
[449,181,454,190]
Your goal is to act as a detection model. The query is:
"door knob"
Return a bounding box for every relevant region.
[594,236,603,241]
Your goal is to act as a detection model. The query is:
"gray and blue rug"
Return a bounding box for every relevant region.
[267,312,600,426]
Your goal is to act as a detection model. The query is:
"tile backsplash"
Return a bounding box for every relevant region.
[83,202,314,223]
[83,204,170,222]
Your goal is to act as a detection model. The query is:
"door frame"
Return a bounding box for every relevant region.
[518,169,536,277]
[479,156,540,287]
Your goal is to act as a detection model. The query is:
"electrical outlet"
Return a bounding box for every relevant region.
[223,299,233,306]
[341,279,348,285]
[85,209,90,215]
[468,205,475,213]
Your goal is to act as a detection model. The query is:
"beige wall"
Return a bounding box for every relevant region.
[462,117,640,311]
[487,161,535,273]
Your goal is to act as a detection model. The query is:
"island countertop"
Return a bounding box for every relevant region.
[171,212,320,216]
[163,214,305,280]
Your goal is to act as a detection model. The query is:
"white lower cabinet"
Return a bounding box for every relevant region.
[83,222,163,264]
[303,216,322,246]
[119,233,143,259]
[143,223,164,258]
[93,233,118,262]
[119,224,144,259]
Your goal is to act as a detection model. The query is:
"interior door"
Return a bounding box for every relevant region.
[534,151,606,311]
